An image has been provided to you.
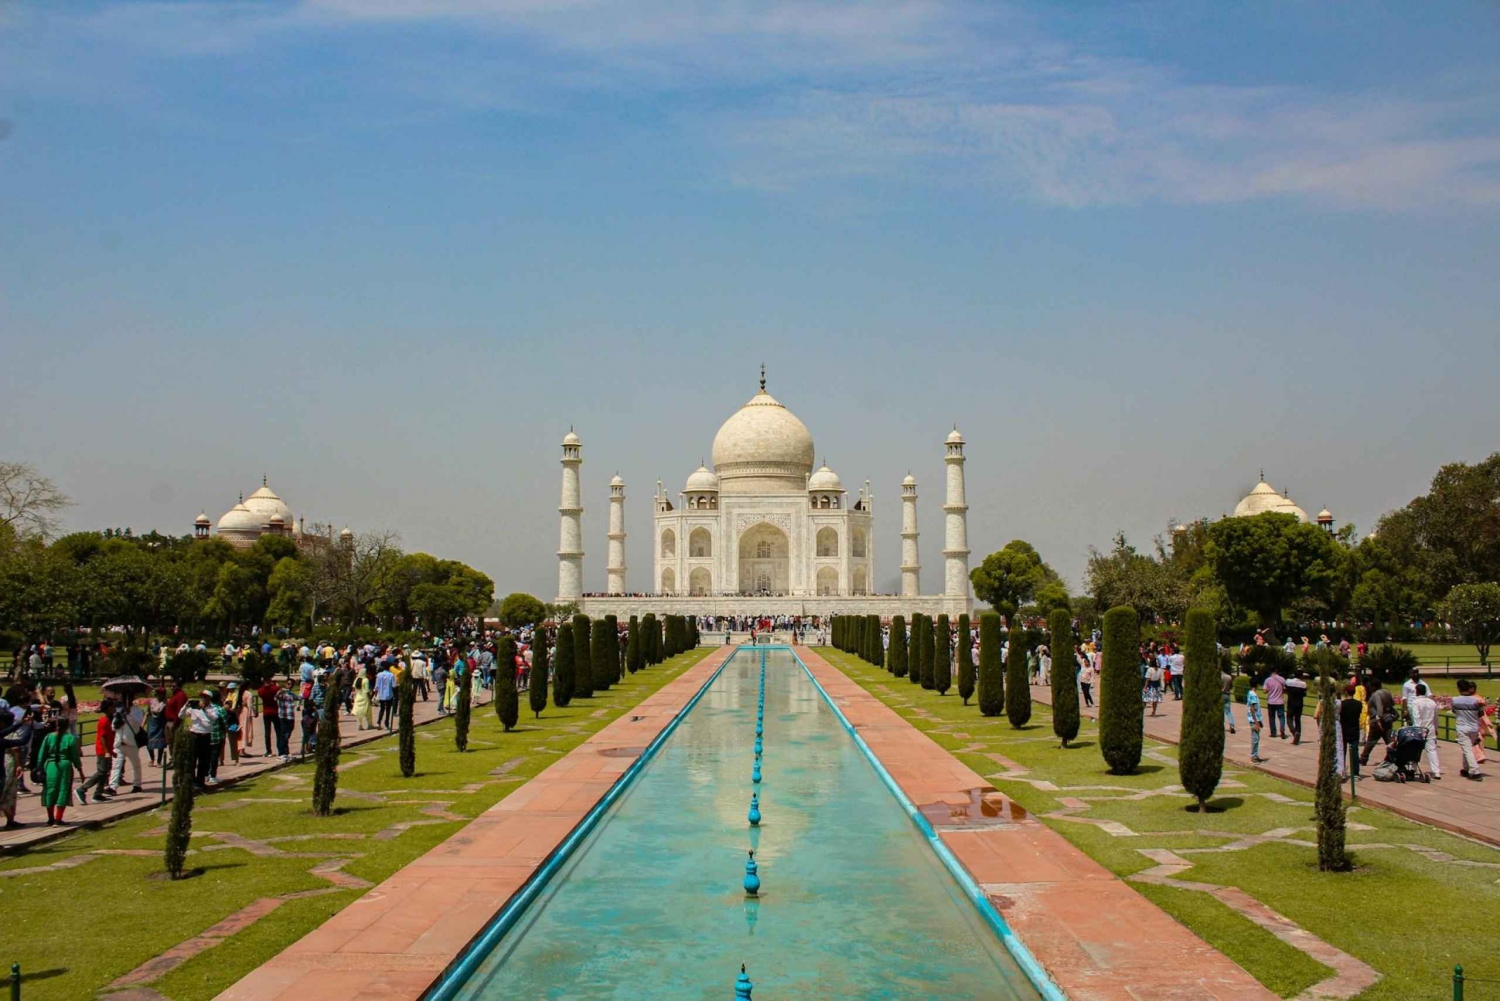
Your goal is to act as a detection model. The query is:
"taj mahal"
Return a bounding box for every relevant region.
[560,370,973,620]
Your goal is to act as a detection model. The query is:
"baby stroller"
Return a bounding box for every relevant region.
[1381,726,1431,783]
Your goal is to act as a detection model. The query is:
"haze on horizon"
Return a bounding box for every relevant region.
[3,1,1497,600]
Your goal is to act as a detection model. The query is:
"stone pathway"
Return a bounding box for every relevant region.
[1,687,492,852]
[1029,681,1500,847]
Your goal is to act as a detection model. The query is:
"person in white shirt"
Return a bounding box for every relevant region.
[1408,683,1443,780]
[108,699,146,793]
[1401,668,1421,707]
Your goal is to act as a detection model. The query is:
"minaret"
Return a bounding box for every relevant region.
[942,427,970,601]
[606,473,627,595]
[557,427,584,603]
[900,473,920,597]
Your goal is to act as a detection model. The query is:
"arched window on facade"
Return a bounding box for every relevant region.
[852,528,867,558]
[689,527,712,558]
[661,567,676,593]
[816,526,839,558]
[852,566,868,595]
[661,528,676,559]
[757,540,772,559]
[689,566,711,595]
[816,566,839,595]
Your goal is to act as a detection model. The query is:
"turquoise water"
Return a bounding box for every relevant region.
[451,648,1040,999]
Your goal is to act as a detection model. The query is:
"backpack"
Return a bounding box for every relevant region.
[1371,761,1400,782]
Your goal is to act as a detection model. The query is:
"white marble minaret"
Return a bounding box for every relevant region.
[557,427,584,602]
[606,474,626,595]
[942,427,970,600]
[900,472,920,597]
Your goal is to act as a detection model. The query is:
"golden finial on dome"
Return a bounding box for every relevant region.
[759,362,766,392]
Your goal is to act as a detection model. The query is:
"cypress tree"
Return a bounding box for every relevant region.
[642,613,658,665]
[833,616,842,650]
[553,624,575,708]
[957,613,974,705]
[573,614,594,697]
[495,635,520,731]
[529,630,549,719]
[907,615,923,684]
[851,616,863,660]
[1178,608,1222,810]
[934,614,952,695]
[920,614,937,689]
[889,615,908,677]
[399,674,416,777]
[1315,654,1349,871]
[1005,628,1032,727]
[1099,606,1142,775]
[871,615,883,666]
[453,667,472,752]
[164,717,196,878]
[977,612,1004,716]
[312,675,343,816]
[1048,608,1079,747]
[591,620,611,697]
[604,614,620,687]
[626,616,641,674]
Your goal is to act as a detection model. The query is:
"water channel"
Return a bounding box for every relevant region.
[447,647,1043,999]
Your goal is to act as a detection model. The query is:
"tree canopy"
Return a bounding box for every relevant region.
[970,540,1065,620]
[1205,512,1341,634]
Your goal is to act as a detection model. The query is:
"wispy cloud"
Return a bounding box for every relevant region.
[9,0,1499,209]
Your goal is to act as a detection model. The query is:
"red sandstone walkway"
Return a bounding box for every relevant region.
[214,646,732,1001]
[1027,681,1500,848]
[797,647,1276,1001]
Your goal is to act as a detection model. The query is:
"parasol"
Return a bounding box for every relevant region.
[100,675,152,700]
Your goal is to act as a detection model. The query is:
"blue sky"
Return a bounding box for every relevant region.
[3,1,1498,598]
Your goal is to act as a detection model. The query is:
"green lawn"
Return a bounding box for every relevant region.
[1,648,712,1001]
[815,648,1499,1001]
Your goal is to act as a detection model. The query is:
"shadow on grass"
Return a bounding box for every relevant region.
[17,967,68,983]
[1063,741,1095,750]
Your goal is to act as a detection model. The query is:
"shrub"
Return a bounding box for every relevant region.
[312,675,343,816]
[1005,628,1031,727]
[888,616,908,678]
[529,630,549,719]
[1359,643,1418,684]
[1314,658,1350,871]
[1231,673,1252,704]
[453,668,472,752]
[165,649,214,686]
[1234,644,1298,684]
[398,675,416,777]
[552,625,575,708]
[1048,608,1078,747]
[164,720,196,878]
[495,635,519,732]
[573,614,594,697]
[934,614,952,695]
[977,613,1004,716]
[1178,609,1223,810]
[591,620,612,697]
[1099,606,1142,775]
[956,613,973,705]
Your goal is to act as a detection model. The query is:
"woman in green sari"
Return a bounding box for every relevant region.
[39,717,84,826]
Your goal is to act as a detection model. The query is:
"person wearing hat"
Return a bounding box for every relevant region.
[410,649,430,702]
[186,691,216,790]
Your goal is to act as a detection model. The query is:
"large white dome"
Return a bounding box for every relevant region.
[1233,476,1308,523]
[217,501,260,533]
[243,481,292,525]
[711,388,815,492]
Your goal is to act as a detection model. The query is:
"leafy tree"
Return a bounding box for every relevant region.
[1405,453,1500,596]
[977,613,1004,716]
[495,635,519,731]
[410,582,469,632]
[626,615,641,674]
[1004,628,1031,727]
[497,592,547,629]
[573,614,594,697]
[1086,532,1190,624]
[529,629,549,719]
[1048,608,1078,746]
[265,556,312,629]
[312,675,343,816]
[398,675,416,777]
[1205,513,1341,638]
[1438,582,1500,666]
[1178,609,1223,810]
[956,613,974,705]
[453,668,472,752]
[1313,656,1349,871]
[888,615,908,678]
[164,720,196,878]
[1099,606,1142,775]
[552,624,575,708]
[970,540,1061,622]
[933,614,952,695]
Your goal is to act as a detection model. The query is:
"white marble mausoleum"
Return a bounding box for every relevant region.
[560,372,973,620]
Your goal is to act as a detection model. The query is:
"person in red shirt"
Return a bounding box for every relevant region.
[163,684,188,767]
[256,679,280,758]
[76,700,116,805]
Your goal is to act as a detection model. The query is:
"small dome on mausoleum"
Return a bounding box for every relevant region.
[807,464,844,492]
[685,464,720,492]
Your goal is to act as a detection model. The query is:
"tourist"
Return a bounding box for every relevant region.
[145,689,167,766]
[77,698,116,804]
[1168,647,1185,700]
[1359,679,1396,767]
[257,675,281,757]
[375,661,397,731]
[164,682,187,766]
[1264,665,1287,739]
[1245,684,1264,763]
[275,678,297,761]
[207,689,229,783]
[223,683,244,766]
[1408,683,1442,780]
[1221,664,1236,734]
[1076,647,1094,707]
[299,653,316,700]
[1285,670,1308,745]
[1451,679,1487,780]
[1143,659,1164,716]
[107,697,145,794]
[0,704,36,829]
[411,651,430,701]
[352,666,373,730]
[186,692,215,791]
[1401,668,1422,707]
[1339,684,1363,780]
[433,657,449,715]
[38,717,84,826]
